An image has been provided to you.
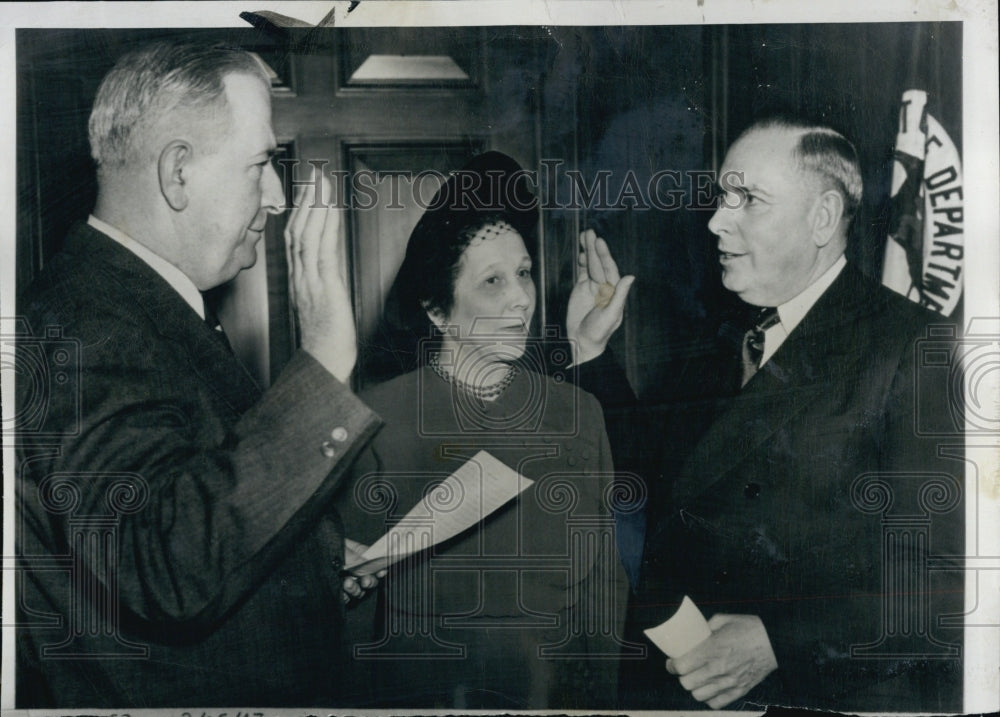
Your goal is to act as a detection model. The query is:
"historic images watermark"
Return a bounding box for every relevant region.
[846,318,1000,661]
[276,159,745,213]
[3,316,150,659]
[344,325,646,661]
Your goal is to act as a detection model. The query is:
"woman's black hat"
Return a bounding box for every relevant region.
[405,150,539,251]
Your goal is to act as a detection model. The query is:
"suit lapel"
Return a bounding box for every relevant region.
[64,223,261,413]
[672,264,872,506]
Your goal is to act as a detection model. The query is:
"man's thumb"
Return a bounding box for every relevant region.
[608,275,636,314]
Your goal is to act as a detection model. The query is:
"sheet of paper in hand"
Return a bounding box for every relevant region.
[344,450,533,575]
[643,595,712,658]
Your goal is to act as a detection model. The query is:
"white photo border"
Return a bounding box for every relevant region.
[2,1,997,714]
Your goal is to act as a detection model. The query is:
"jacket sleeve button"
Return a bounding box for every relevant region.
[331,427,348,442]
[321,441,337,458]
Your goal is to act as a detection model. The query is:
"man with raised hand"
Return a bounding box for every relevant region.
[16,42,380,707]
[627,116,963,711]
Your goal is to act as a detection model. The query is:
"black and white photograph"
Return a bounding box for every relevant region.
[2,1,997,714]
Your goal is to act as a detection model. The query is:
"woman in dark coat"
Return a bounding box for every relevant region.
[336,152,630,709]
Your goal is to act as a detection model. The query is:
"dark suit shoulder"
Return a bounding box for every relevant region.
[21,223,176,334]
[831,263,945,333]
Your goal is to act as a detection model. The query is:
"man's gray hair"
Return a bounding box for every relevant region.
[88,42,268,169]
[742,116,864,220]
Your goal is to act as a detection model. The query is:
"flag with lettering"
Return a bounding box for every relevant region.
[882,89,963,316]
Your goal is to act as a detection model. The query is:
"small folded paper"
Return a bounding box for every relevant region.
[643,595,712,658]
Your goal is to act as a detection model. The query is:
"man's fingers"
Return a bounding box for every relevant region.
[342,576,362,598]
[706,686,745,710]
[689,672,734,702]
[287,173,314,245]
[285,176,316,293]
[585,229,606,283]
[299,186,329,289]
[576,231,592,284]
[576,246,589,284]
[316,177,341,279]
[284,220,297,305]
[329,210,349,289]
[594,236,621,284]
[678,662,718,692]
[668,645,706,677]
[605,275,635,320]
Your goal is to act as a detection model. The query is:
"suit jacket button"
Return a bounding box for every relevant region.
[321,441,337,458]
[714,569,729,584]
[744,482,761,499]
[331,427,349,442]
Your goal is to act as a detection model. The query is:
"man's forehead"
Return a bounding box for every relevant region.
[721,127,802,185]
[220,71,276,148]
[221,71,271,112]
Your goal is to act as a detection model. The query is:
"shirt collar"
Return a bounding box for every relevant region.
[776,254,847,335]
[88,215,206,320]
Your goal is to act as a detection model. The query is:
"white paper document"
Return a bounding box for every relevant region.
[643,595,712,658]
[344,450,533,575]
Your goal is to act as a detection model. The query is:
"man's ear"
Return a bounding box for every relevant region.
[158,140,192,211]
[811,189,845,247]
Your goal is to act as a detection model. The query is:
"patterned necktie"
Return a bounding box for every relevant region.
[741,307,779,387]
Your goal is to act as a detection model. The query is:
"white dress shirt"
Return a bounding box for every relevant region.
[88,215,206,321]
[759,254,847,365]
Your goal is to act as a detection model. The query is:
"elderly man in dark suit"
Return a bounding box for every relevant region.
[622,117,964,711]
[16,42,381,706]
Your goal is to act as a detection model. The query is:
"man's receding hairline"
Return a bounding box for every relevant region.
[156,69,268,156]
[737,125,832,189]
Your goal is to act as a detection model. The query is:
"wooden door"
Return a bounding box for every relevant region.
[262,27,544,389]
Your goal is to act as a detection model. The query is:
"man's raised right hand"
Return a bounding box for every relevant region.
[285,170,357,383]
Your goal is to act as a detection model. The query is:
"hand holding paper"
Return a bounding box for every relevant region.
[663,611,778,709]
[344,450,533,576]
[340,539,386,603]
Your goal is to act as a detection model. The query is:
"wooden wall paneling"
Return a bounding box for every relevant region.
[479,30,549,332]
[567,26,709,400]
[536,28,583,352]
[344,142,483,388]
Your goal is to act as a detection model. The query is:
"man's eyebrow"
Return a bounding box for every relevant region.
[740,181,772,197]
[716,179,747,193]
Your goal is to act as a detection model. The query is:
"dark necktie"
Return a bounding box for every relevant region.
[202,296,234,353]
[203,301,221,330]
[741,307,780,387]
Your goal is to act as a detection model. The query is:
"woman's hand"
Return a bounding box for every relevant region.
[565,229,635,366]
[285,168,357,383]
